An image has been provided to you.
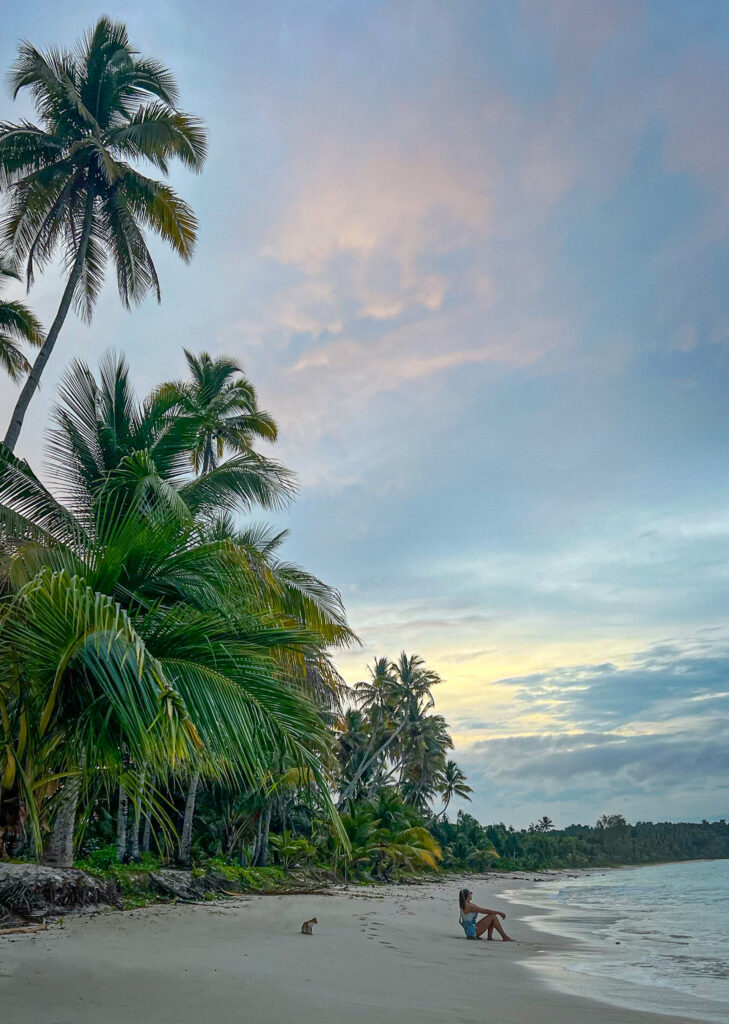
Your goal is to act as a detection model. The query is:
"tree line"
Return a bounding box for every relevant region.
[431,812,729,872]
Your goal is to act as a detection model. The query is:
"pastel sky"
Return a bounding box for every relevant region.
[2,1,729,827]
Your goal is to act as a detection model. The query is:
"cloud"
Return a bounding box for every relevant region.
[458,724,729,823]
[267,139,491,270]
[468,728,729,785]
[494,643,729,730]
[447,640,729,825]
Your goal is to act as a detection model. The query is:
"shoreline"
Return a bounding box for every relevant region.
[493,864,729,1024]
[0,873,712,1024]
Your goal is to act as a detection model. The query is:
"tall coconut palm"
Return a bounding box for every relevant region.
[0,17,206,451]
[439,760,472,817]
[393,651,441,712]
[155,351,278,474]
[152,349,346,862]
[338,653,442,809]
[353,656,399,714]
[336,709,375,802]
[398,713,453,813]
[0,257,44,382]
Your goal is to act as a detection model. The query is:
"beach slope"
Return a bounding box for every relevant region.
[0,877,704,1024]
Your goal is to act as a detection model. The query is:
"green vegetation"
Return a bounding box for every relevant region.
[0,255,44,381]
[0,350,354,870]
[431,813,729,871]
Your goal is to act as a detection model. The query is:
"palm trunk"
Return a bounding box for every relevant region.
[129,767,145,862]
[251,812,263,866]
[43,772,83,868]
[141,810,152,855]
[177,770,200,867]
[116,747,130,863]
[141,770,154,854]
[3,183,95,452]
[257,802,272,867]
[337,718,408,809]
[116,783,128,863]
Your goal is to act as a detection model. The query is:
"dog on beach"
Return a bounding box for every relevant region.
[301,917,318,935]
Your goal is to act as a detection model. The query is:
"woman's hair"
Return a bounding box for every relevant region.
[458,888,470,910]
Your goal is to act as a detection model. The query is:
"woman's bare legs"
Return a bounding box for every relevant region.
[476,914,513,941]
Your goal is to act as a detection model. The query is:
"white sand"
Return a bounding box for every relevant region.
[0,875,707,1024]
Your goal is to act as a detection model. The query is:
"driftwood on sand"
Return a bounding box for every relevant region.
[0,923,48,936]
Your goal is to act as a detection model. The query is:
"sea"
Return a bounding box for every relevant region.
[505,859,729,1023]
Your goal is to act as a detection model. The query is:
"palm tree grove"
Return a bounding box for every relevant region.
[1,17,728,925]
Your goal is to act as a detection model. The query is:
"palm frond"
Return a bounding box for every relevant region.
[180,451,296,515]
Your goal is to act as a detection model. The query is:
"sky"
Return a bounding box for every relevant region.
[1,0,728,828]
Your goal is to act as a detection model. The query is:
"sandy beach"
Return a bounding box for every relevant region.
[0,874,711,1024]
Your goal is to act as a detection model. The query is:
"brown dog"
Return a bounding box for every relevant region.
[301,917,318,935]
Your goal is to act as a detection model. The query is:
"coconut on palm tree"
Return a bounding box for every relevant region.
[0,16,206,451]
[0,256,44,381]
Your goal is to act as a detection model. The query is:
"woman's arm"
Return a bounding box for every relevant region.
[468,903,506,917]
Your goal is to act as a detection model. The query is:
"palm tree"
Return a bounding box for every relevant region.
[336,709,376,802]
[0,256,44,381]
[268,829,316,870]
[353,656,399,714]
[537,815,554,832]
[338,653,444,809]
[393,651,441,712]
[48,352,294,522]
[0,359,351,865]
[0,17,206,451]
[0,451,341,864]
[152,351,351,863]
[440,760,472,817]
[398,713,453,813]
[335,795,442,879]
[155,351,278,474]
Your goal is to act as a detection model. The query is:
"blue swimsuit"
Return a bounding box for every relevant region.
[460,910,478,939]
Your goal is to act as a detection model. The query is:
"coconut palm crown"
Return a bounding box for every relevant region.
[156,351,278,475]
[0,17,207,451]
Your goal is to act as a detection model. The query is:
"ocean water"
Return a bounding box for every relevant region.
[508,860,729,1023]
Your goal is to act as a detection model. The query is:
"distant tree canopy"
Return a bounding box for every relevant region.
[430,813,729,871]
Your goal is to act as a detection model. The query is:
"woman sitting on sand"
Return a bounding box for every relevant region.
[458,888,513,941]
